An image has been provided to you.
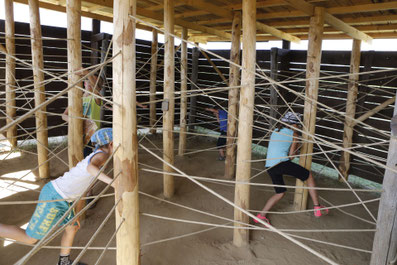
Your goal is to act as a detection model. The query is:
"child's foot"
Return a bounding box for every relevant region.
[58,255,87,265]
[314,205,329,218]
[253,213,270,225]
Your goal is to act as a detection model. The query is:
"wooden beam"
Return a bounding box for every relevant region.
[370,100,397,265]
[233,0,255,247]
[66,0,83,168]
[283,0,372,43]
[269,47,279,129]
[113,0,140,263]
[5,0,17,147]
[225,11,241,180]
[163,0,175,199]
[178,27,188,156]
[256,22,300,43]
[293,7,324,211]
[327,2,397,15]
[338,39,361,182]
[354,97,396,125]
[29,0,49,179]
[324,13,372,43]
[200,50,228,85]
[149,29,158,135]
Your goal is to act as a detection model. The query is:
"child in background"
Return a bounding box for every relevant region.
[0,128,115,265]
[255,112,328,225]
[206,106,228,161]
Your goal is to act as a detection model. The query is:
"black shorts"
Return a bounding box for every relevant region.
[266,160,310,194]
[217,131,227,149]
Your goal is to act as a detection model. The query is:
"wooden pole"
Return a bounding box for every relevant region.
[163,0,175,199]
[188,46,199,132]
[178,27,188,156]
[370,101,397,265]
[28,0,49,179]
[90,19,100,66]
[225,11,241,179]
[338,39,361,182]
[99,35,110,128]
[149,29,158,134]
[293,7,324,211]
[66,0,83,168]
[233,0,255,247]
[200,50,229,85]
[269,47,279,129]
[113,0,140,264]
[5,0,17,147]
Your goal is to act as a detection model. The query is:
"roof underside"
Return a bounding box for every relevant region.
[13,0,397,43]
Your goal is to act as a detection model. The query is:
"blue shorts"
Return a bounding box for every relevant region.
[26,182,75,240]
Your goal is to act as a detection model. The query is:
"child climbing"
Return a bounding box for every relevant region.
[206,105,228,161]
[255,111,328,225]
[0,128,115,265]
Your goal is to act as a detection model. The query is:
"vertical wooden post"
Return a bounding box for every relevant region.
[293,7,324,211]
[149,29,158,134]
[90,19,100,66]
[5,0,17,147]
[269,47,279,129]
[99,35,110,128]
[233,0,255,247]
[163,0,175,198]
[113,0,140,264]
[28,0,49,178]
[178,27,188,156]
[338,39,361,182]
[66,0,83,168]
[282,40,291,50]
[370,102,397,265]
[188,46,199,132]
[225,11,241,179]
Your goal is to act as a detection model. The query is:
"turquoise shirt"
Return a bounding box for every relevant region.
[265,127,294,168]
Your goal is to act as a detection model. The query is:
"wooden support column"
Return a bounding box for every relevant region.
[188,46,199,132]
[269,47,279,129]
[66,0,83,168]
[233,0,255,247]
[5,0,17,147]
[178,27,188,156]
[90,19,100,66]
[370,100,397,265]
[149,29,158,134]
[282,40,291,50]
[225,11,241,179]
[163,0,175,198]
[28,0,49,178]
[338,39,361,182]
[113,0,140,264]
[99,35,110,128]
[293,7,324,211]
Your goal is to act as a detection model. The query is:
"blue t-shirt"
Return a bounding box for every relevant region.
[218,110,228,132]
[265,127,294,168]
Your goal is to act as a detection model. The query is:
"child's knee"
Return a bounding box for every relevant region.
[26,235,38,245]
[276,192,285,199]
[65,224,79,234]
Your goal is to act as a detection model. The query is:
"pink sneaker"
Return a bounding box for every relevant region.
[314,205,329,218]
[253,213,270,224]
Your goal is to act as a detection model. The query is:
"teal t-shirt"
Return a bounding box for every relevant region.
[265,127,294,168]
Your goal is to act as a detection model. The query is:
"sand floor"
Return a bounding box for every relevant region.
[0,135,379,265]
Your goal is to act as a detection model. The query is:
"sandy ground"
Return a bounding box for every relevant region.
[0,135,379,265]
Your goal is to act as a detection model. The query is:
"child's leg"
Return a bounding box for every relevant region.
[0,224,37,244]
[60,224,79,256]
[259,192,285,217]
[306,172,319,206]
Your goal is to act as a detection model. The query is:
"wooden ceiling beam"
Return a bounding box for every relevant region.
[327,2,397,15]
[283,0,372,42]
[176,0,300,42]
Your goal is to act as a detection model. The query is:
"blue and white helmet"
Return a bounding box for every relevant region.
[281,111,302,124]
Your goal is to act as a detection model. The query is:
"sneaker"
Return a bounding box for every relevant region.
[253,213,270,225]
[218,155,226,161]
[57,257,87,265]
[314,205,329,218]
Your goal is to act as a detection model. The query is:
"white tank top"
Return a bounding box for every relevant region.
[52,150,104,200]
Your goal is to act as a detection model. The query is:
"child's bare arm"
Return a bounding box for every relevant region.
[62,107,69,122]
[289,131,300,158]
[87,153,115,188]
